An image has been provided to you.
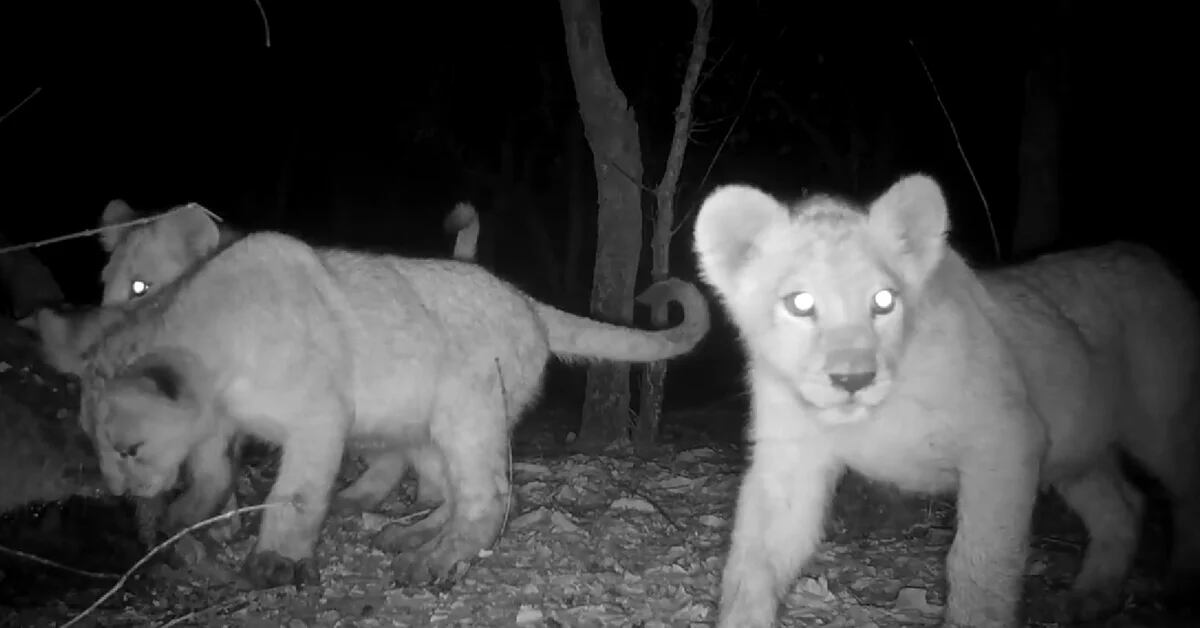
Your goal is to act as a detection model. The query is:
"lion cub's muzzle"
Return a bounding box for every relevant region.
[824,347,878,392]
[798,346,890,418]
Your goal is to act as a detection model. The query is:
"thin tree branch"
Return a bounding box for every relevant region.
[677,68,760,236]
[0,87,42,128]
[908,39,1000,260]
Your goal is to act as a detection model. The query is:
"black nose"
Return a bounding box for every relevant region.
[829,371,875,394]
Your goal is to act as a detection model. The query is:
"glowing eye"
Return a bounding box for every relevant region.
[782,291,817,317]
[130,279,151,298]
[871,289,898,315]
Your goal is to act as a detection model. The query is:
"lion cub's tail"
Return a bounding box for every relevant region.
[536,278,710,364]
[443,202,480,262]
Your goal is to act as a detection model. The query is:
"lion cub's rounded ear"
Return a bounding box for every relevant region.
[694,184,790,298]
[99,199,139,252]
[866,174,950,287]
[118,347,212,409]
[162,203,223,259]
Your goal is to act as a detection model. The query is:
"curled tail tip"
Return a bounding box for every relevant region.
[444,202,479,233]
[636,277,712,339]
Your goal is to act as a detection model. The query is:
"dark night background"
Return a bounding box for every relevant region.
[1,1,1194,414]
[1,3,1199,623]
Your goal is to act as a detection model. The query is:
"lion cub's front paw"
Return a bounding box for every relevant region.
[242,550,320,589]
[390,547,471,588]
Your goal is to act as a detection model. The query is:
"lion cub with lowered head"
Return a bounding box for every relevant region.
[74,228,708,589]
[694,174,1200,627]
[93,198,483,510]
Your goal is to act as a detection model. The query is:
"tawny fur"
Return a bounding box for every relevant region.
[694,174,1200,628]
[87,199,708,514]
[69,226,708,589]
[90,198,488,510]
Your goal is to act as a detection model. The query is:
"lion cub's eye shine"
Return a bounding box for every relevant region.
[782,291,817,318]
[130,279,152,299]
[871,288,898,316]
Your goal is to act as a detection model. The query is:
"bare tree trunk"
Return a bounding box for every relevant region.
[560,0,644,449]
[636,0,712,453]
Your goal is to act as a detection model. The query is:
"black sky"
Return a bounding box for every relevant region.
[0,1,1193,303]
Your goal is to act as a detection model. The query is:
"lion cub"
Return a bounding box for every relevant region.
[72,226,708,590]
[695,174,1200,627]
[92,198,482,510]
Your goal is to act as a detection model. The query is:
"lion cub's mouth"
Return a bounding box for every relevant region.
[799,377,892,425]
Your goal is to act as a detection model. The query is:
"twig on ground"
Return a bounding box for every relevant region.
[59,502,285,628]
[0,544,118,580]
[611,475,682,531]
[158,598,250,628]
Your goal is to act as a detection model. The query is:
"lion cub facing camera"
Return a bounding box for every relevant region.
[695,174,1200,627]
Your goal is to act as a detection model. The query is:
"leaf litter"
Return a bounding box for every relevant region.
[0,340,1193,628]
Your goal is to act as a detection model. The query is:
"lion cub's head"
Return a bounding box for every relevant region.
[98,200,229,306]
[694,174,950,425]
[85,348,214,498]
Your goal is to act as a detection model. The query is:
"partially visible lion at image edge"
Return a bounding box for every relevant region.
[694,173,1200,627]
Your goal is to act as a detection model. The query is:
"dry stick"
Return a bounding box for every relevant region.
[158,598,250,628]
[0,86,42,127]
[0,204,226,257]
[491,357,515,550]
[252,0,271,48]
[611,476,681,531]
[0,544,118,580]
[58,502,285,628]
[908,38,1001,261]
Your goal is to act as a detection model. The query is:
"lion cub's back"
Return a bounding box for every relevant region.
[145,231,356,397]
[394,257,552,410]
[987,241,1200,425]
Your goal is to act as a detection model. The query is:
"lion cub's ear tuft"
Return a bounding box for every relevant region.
[161,204,223,260]
[694,184,790,298]
[866,174,950,287]
[99,199,139,252]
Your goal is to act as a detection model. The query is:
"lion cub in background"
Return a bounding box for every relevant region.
[695,174,1200,627]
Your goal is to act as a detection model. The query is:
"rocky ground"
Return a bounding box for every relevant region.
[1,319,1196,628]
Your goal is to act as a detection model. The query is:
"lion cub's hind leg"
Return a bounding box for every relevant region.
[382,380,511,586]
[335,449,411,512]
[1050,453,1144,622]
[410,445,449,507]
[335,445,447,513]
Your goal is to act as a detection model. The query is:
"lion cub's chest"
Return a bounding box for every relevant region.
[832,400,961,495]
